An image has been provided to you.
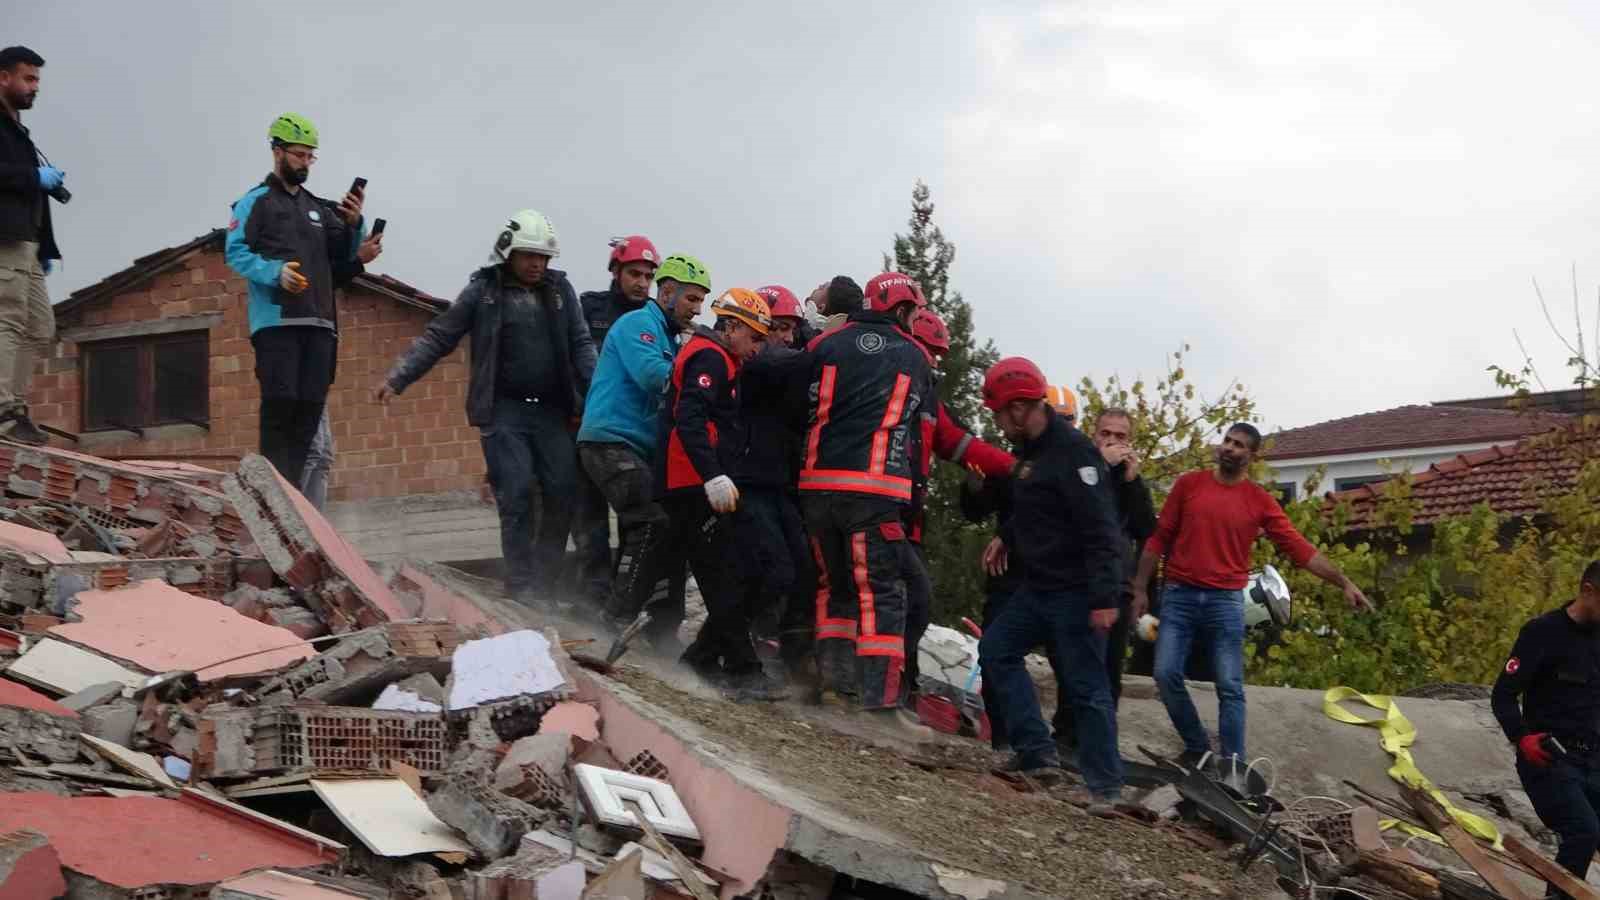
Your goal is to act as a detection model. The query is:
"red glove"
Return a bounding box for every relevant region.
[1518,733,1554,767]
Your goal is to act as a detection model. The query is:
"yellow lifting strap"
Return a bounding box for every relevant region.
[1322,686,1503,850]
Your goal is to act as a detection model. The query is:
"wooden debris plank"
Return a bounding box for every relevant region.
[620,799,716,900]
[1503,834,1600,900]
[1400,784,1531,900]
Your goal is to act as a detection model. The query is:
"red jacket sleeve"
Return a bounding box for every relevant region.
[932,402,1015,477]
[1258,488,1318,566]
[1144,472,1190,558]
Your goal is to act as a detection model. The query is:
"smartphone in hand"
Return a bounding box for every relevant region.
[350,177,367,195]
[372,218,387,236]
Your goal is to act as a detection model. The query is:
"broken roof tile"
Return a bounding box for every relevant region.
[1325,428,1597,528]
[48,579,313,681]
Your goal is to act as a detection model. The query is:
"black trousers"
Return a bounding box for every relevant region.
[578,441,685,642]
[480,397,578,598]
[901,541,932,704]
[664,494,759,676]
[1519,754,1600,898]
[733,488,813,657]
[252,326,336,487]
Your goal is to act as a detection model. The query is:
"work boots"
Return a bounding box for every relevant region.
[0,404,47,446]
[725,669,790,703]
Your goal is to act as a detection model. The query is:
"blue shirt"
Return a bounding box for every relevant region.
[577,300,677,460]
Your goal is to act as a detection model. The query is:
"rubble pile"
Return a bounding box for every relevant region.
[0,438,1582,900]
[0,443,747,900]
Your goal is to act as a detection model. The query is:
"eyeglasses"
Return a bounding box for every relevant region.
[279,148,317,164]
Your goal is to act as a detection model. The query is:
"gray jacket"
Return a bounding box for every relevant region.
[385,265,596,427]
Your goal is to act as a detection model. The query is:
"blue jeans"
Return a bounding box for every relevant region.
[978,587,1123,797]
[1153,583,1246,759]
[481,396,579,597]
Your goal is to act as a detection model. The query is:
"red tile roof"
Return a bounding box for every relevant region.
[1324,429,1596,528]
[1265,404,1569,461]
[57,230,447,317]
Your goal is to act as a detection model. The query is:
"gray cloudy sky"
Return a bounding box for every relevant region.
[19,2,1600,432]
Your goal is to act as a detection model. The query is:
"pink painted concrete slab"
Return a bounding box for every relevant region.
[216,870,368,900]
[0,523,73,565]
[267,466,409,622]
[0,680,77,719]
[395,565,504,635]
[49,580,313,681]
[0,829,66,900]
[0,793,331,888]
[539,702,600,742]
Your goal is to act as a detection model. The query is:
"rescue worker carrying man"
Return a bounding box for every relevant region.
[646,288,786,701]
[800,271,938,737]
[1493,560,1600,898]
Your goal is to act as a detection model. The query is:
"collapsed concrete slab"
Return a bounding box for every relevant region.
[0,442,246,550]
[0,828,66,900]
[215,869,385,900]
[224,454,408,633]
[0,791,339,891]
[447,630,570,712]
[48,580,314,682]
[195,703,449,779]
[310,776,473,858]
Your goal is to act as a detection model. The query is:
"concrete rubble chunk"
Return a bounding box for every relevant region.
[57,681,124,713]
[1137,784,1183,820]
[265,606,329,640]
[47,579,313,682]
[580,851,645,900]
[0,522,74,566]
[373,684,443,714]
[0,828,66,900]
[81,700,138,747]
[466,848,585,900]
[224,454,408,633]
[0,679,83,763]
[255,624,457,707]
[494,734,570,794]
[447,630,568,712]
[427,774,546,860]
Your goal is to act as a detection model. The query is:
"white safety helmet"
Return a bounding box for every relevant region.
[490,209,560,263]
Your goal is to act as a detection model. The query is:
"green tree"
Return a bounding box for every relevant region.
[885,181,1001,623]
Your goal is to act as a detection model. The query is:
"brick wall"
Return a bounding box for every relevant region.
[33,247,485,503]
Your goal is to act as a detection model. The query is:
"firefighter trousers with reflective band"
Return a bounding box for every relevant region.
[802,494,908,711]
[578,441,685,642]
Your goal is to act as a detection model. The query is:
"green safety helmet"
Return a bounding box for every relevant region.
[268,112,319,148]
[654,254,711,292]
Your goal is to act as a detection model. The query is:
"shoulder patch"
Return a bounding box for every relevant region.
[696,373,713,389]
[639,331,656,344]
[228,217,239,231]
[1078,466,1100,486]
[1505,657,1520,675]
[856,332,886,354]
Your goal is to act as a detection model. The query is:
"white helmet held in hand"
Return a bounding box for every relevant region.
[491,209,560,262]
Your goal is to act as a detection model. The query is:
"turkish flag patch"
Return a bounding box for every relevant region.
[1505,657,1520,674]
[696,373,713,389]
[639,332,655,344]
[228,217,239,231]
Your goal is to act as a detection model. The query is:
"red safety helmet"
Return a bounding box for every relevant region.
[910,308,950,355]
[607,235,660,272]
[982,357,1048,411]
[756,285,803,320]
[864,271,927,314]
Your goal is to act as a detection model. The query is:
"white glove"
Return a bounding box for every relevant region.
[704,475,740,513]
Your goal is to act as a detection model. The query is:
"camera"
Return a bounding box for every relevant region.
[46,184,70,204]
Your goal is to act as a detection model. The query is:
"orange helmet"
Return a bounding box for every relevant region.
[1045,384,1077,419]
[710,288,773,336]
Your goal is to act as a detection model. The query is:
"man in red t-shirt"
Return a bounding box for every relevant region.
[1131,423,1370,767]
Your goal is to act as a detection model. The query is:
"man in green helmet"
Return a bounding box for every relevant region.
[577,254,708,649]
[225,112,382,486]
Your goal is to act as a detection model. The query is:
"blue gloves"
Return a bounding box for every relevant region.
[37,167,64,191]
